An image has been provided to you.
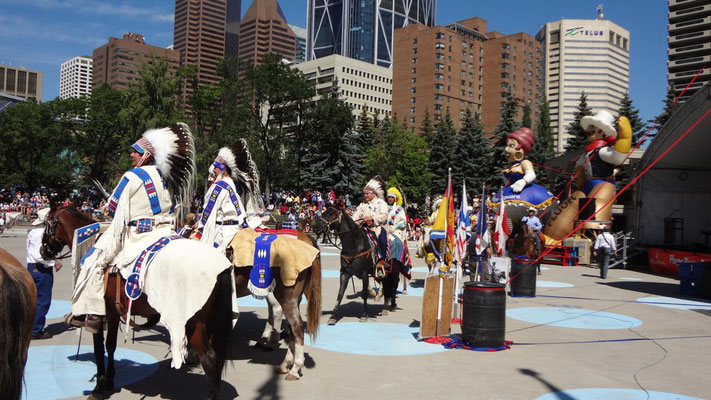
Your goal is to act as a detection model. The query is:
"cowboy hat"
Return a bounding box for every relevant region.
[32,208,50,225]
[581,110,617,138]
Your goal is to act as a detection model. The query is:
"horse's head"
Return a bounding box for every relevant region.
[40,205,95,260]
[313,207,341,234]
[512,223,538,260]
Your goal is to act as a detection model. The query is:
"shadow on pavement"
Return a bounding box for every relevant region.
[519,368,574,400]
[600,280,683,297]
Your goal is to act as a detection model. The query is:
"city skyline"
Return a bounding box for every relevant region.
[1,0,668,126]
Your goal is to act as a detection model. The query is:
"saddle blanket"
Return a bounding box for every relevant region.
[118,237,236,369]
[229,228,319,287]
[364,230,412,279]
[255,227,298,239]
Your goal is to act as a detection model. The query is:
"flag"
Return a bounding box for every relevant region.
[454,181,471,264]
[493,188,510,256]
[431,173,455,268]
[474,193,488,256]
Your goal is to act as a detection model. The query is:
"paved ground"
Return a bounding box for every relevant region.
[3,225,710,400]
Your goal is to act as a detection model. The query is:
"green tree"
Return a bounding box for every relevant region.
[521,103,532,129]
[77,85,132,186]
[452,109,491,193]
[120,56,187,140]
[428,111,456,194]
[302,94,362,196]
[616,92,645,145]
[355,107,377,149]
[530,99,555,185]
[419,108,435,145]
[564,92,592,154]
[0,98,85,190]
[648,85,680,139]
[237,53,316,195]
[491,92,520,186]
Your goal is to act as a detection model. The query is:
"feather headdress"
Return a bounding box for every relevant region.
[210,139,264,215]
[431,195,443,212]
[139,123,195,225]
[386,186,405,207]
[363,176,386,199]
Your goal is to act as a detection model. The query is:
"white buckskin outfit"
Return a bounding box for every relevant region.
[352,176,389,261]
[386,186,407,241]
[197,140,265,252]
[72,128,187,317]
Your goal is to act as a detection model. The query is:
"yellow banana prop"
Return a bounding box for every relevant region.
[615,116,632,154]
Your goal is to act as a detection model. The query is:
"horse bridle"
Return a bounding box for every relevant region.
[42,208,72,260]
[318,208,375,265]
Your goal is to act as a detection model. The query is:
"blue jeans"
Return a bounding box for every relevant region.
[377,228,388,261]
[597,248,611,279]
[28,263,53,334]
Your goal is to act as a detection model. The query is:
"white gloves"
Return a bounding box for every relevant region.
[511,179,527,193]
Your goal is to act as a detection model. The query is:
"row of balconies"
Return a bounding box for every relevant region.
[668,3,711,23]
[668,67,711,82]
[668,15,711,35]
[668,29,711,46]
[669,0,709,12]
[668,41,711,58]
[668,54,711,71]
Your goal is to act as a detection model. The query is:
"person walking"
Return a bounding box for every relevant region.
[593,225,617,279]
[27,208,62,339]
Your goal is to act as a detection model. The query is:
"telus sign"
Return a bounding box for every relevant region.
[565,26,605,37]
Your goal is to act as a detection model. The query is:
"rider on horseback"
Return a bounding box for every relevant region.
[521,208,543,250]
[197,140,264,253]
[385,186,407,241]
[352,176,389,268]
[68,124,195,333]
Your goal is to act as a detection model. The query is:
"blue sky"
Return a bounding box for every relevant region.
[1,0,668,122]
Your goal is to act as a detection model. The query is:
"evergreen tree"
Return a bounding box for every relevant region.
[419,108,435,145]
[649,85,680,139]
[490,91,520,186]
[564,92,592,154]
[428,111,456,194]
[521,103,532,129]
[530,99,555,186]
[302,95,363,196]
[452,108,492,193]
[356,107,377,149]
[616,92,645,145]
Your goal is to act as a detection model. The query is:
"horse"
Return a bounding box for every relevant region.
[416,227,438,274]
[50,206,322,382]
[0,247,37,400]
[314,207,402,324]
[511,223,542,274]
[40,206,234,400]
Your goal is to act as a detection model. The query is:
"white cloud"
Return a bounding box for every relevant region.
[0,0,174,23]
[0,15,105,46]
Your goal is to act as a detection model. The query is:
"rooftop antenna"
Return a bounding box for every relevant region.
[597,4,604,20]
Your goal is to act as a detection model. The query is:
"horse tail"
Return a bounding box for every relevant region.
[210,268,234,373]
[305,252,322,342]
[0,263,36,400]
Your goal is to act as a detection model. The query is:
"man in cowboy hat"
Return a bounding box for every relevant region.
[68,124,194,333]
[521,207,543,250]
[27,208,62,339]
[352,176,389,265]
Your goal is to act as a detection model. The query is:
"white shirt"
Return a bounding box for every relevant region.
[594,232,617,251]
[26,228,55,267]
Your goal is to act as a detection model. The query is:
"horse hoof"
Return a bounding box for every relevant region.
[285,372,300,381]
[379,309,388,316]
[327,318,337,325]
[359,316,368,322]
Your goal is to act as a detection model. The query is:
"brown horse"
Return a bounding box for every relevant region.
[41,206,233,400]
[0,247,37,400]
[511,224,542,274]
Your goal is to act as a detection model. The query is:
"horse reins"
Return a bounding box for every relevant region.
[340,248,372,267]
[43,208,74,260]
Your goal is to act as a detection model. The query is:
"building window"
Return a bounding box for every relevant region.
[435,53,445,60]
[434,104,443,110]
[462,41,467,49]
[434,83,444,90]
[435,73,444,80]
[412,58,417,64]
[501,62,510,69]
[411,87,416,93]
[412,38,418,44]
[411,97,416,103]
[412,68,417,74]
[435,43,445,49]
[435,63,444,70]
[411,77,416,83]
[410,117,416,123]
[502,43,510,50]
[501,53,510,59]
[623,38,628,50]
[434,114,441,121]
[434,94,443,100]
[436,32,445,39]
[551,30,560,44]
[410,107,416,114]
[412,48,418,54]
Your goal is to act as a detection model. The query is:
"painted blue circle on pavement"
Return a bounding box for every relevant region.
[536,388,705,400]
[397,285,424,297]
[536,281,574,288]
[46,300,71,320]
[306,322,446,356]
[412,266,432,274]
[22,345,158,400]
[239,295,306,308]
[636,296,711,310]
[507,307,642,329]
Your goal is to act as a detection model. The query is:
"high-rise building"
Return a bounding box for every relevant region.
[60,56,92,99]
[667,0,711,103]
[92,33,180,90]
[174,0,240,90]
[536,19,630,153]
[392,17,487,130]
[481,32,543,132]
[289,24,308,63]
[239,0,298,66]
[307,0,437,67]
[292,54,392,118]
[0,65,42,100]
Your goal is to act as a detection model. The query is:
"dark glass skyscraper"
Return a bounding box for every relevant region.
[307,0,436,67]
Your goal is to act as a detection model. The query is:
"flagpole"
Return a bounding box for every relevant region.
[453,179,465,321]
[436,168,451,337]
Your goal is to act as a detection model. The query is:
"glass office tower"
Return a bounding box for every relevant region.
[307,0,436,67]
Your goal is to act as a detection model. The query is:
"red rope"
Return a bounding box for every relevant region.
[506,107,711,285]
[622,65,707,164]
[530,161,573,175]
